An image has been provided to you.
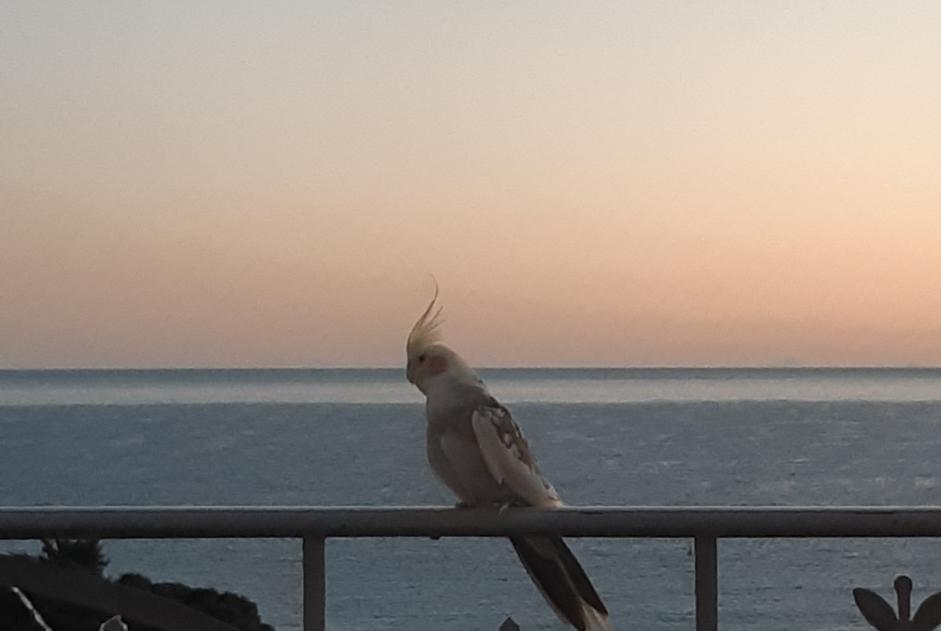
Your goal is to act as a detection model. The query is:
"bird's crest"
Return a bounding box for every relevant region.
[407,282,444,358]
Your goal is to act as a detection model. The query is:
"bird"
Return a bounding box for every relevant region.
[405,286,610,630]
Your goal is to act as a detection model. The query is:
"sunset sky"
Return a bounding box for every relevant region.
[2,2,940,368]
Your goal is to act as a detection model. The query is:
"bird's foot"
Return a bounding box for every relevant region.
[497,501,515,515]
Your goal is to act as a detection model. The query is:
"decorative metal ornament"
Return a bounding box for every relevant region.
[499,617,521,631]
[854,576,941,631]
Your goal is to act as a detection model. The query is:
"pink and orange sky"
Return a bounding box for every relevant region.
[2,3,940,368]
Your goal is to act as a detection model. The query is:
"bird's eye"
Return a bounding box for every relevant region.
[418,354,427,363]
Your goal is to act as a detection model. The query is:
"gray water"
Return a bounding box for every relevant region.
[2,368,941,630]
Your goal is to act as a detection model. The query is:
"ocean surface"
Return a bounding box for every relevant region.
[2,368,941,630]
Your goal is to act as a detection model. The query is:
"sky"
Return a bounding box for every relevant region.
[2,2,940,368]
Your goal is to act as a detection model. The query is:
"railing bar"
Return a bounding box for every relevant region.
[695,535,718,631]
[5,506,941,539]
[303,535,325,631]
[6,506,941,539]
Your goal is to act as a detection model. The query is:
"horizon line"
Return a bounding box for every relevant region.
[2,364,940,372]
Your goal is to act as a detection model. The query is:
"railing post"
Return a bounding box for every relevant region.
[303,535,326,631]
[694,535,718,631]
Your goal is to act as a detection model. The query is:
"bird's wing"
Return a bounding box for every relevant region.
[471,403,562,508]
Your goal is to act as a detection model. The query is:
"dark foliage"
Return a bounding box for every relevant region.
[1,540,274,631]
[40,538,108,577]
[0,585,48,631]
[117,573,274,631]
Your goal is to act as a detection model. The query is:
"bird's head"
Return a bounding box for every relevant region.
[405,286,476,393]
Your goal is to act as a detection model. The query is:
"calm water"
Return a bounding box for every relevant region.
[2,368,941,630]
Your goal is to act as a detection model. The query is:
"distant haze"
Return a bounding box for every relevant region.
[2,3,940,368]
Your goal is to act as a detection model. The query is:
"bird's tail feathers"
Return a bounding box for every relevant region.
[580,604,612,631]
[510,535,610,631]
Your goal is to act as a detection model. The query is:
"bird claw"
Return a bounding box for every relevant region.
[497,501,514,515]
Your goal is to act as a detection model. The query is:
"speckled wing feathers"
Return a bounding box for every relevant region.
[471,403,562,508]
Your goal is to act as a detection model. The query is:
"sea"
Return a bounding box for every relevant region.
[2,368,941,630]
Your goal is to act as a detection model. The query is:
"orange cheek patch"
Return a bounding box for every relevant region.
[428,356,448,375]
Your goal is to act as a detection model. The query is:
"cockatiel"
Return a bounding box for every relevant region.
[405,288,610,630]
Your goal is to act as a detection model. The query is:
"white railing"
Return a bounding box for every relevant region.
[4,505,941,630]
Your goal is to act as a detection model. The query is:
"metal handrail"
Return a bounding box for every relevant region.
[4,505,941,630]
[4,505,941,538]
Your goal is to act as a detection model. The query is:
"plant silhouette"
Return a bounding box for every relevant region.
[40,538,108,577]
[854,576,941,631]
[98,615,128,631]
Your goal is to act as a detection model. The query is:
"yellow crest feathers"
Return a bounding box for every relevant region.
[407,282,444,357]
